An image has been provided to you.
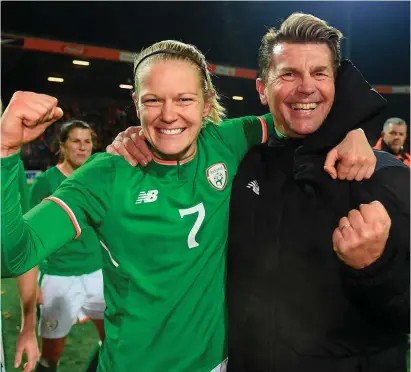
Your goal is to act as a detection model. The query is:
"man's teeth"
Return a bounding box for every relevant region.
[291,103,318,110]
[159,128,184,134]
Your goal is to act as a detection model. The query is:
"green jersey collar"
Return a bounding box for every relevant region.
[152,148,197,166]
[274,126,288,139]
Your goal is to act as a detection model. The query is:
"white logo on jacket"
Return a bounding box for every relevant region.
[246,180,259,195]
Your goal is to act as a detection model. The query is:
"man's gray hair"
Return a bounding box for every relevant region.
[383,117,407,133]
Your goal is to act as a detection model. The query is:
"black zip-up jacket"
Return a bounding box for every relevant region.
[226,61,410,372]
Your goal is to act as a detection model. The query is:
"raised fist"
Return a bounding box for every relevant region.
[1,91,63,157]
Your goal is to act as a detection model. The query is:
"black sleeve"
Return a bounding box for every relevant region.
[341,157,410,333]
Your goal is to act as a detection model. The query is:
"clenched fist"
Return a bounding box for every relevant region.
[332,201,391,269]
[1,91,63,157]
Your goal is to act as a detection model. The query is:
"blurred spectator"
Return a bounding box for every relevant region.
[373,117,410,167]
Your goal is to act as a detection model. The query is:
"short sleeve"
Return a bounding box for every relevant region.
[214,113,274,162]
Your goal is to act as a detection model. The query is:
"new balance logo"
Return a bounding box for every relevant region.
[246,180,259,195]
[136,190,159,204]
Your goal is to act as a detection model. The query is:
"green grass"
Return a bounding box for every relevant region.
[1,279,100,372]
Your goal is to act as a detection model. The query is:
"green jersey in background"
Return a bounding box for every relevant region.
[29,164,102,276]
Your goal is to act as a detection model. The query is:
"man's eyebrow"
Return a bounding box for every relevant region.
[277,67,299,74]
[311,65,331,72]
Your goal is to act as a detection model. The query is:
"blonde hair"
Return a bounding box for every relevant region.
[259,12,343,82]
[133,40,225,124]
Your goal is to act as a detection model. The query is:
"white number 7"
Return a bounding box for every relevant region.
[179,203,205,248]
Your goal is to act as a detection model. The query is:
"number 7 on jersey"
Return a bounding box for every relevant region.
[179,203,205,249]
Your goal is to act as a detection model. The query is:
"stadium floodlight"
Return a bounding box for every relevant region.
[72,60,90,66]
[119,84,133,89]
[47,77,64,83]
[232,96,244,101]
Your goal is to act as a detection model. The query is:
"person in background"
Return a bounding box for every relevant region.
[27,120,105,372]
[373,117,410,167]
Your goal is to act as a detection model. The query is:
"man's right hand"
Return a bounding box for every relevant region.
[106,126,152,167]
[1,91,63,157]
[332,201,391,269]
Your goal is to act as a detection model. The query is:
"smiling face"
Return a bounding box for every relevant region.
[256,42,336,138]
[135,59,210,160]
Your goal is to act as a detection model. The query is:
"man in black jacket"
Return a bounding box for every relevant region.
[227,12,410,372]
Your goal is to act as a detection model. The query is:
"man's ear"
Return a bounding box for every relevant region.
[256,78,268,105]
[132,92,140,119]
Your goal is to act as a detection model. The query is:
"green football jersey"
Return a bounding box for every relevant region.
[1,114,273,372]
[29,164,102,276]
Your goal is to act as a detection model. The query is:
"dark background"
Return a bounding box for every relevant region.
[1,1,410,156]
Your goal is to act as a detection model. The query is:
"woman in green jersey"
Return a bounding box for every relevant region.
[29,120,105,372]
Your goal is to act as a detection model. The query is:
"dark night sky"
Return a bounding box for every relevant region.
[2,1,410,83]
